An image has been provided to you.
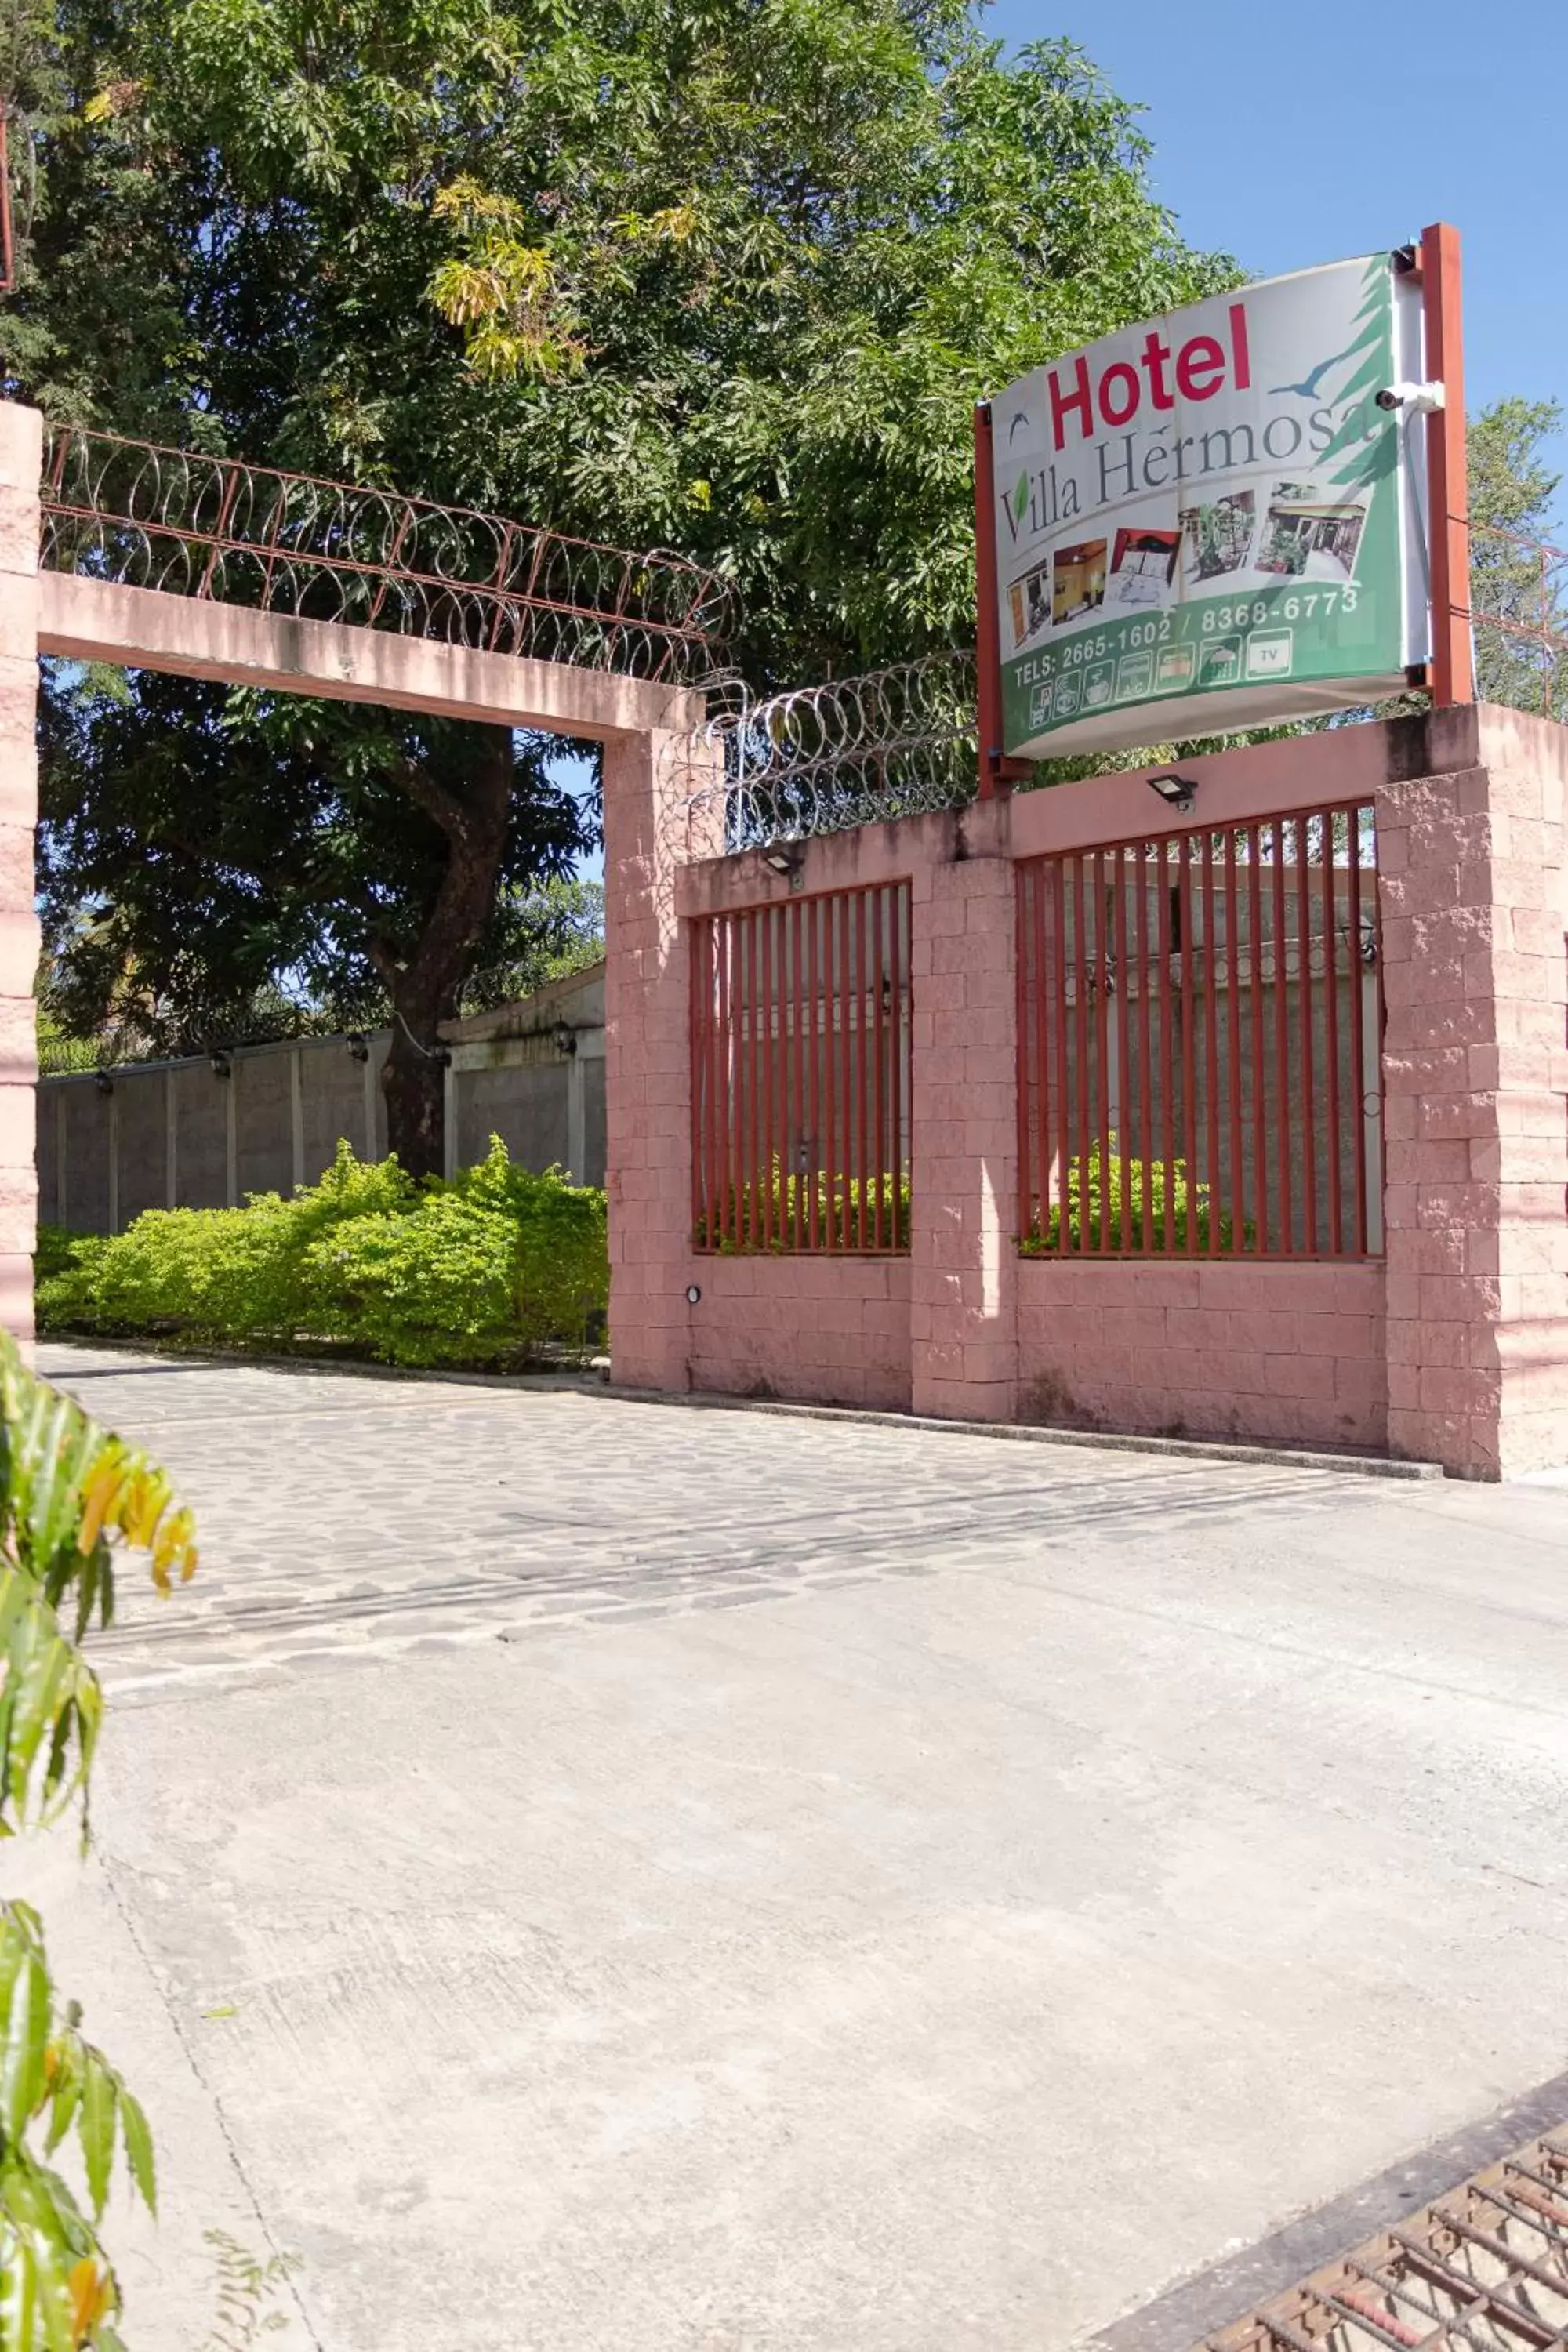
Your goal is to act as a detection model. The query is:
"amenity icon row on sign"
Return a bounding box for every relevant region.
[1028,626,1295,729]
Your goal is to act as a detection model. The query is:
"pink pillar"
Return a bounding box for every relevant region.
[0,405,41,1344]
[1379,706,1568,1477]
[909,803,1018,1421]
[601,724,720,1391]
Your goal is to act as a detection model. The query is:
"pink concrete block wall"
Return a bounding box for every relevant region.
[0,406,41,1347]
[1378,706,1568,1475]
[604,662,1568,1476]
[908,800,1018,1422]
[1016,1261,1387,1452]
[684,1257,911,1411]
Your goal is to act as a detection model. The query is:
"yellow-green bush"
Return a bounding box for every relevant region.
[37,1138,608,1369]
[1021,1137,1243,1254]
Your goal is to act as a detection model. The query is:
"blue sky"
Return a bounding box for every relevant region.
[982,0,1566,526]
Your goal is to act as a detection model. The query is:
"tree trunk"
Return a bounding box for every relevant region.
[378,725,515,1178]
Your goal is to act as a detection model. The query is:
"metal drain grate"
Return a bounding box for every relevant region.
[1200,2131,1568,2351]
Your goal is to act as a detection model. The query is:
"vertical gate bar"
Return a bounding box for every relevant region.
[847,888,860,1248]
[851,885,862,1248]
[1348,806,1370,1255]
[1272,822,1292,1255]
[1179,836,1198,1255]
[837,888,851,1253]
[873,887,887,1250]
[1032,866,1051,1247]
[824,895,840,1253]
[719,913,728,1251]
[1113,848,1134,1251]
[1156,839,1177,1254]
[738,911,753,1247]
[690,920,704,1245]
[1017,868,1033,1248]
[786,892,801,1247]
[1248,828,1267,1254]
[752,907,767,1250]
[865,884,879,1251]
[1323,809,1345,1255]
[738,913,747,1251]
[1073,855,1091,1255]
[1260,833,1269,1261]
[717,917,734,1249]
[1225,830,1244,1255]
[889,887,904,1252]
[805,896,822,1250]
[1051,861,1070,1254]
[1298,816,1319,1255]
[793,895,808,1249]
[759,905,774,1250]
[1200,829,1222,1256]
[699,920,716,1249]
[1135,847,1154,1254]
[777,901,789,1247]
[1094,851,1112,1253]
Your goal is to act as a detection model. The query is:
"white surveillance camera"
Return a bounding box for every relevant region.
[1376,381,1446,414]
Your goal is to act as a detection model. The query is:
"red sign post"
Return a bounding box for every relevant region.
[1418,220,1472,707]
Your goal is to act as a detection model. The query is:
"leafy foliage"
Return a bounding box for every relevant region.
[1021,1138,1241,1255]
[10,2,1231,1147]
[1468,395,1568,714]
[693,1163,910,1253]
[38,1138,608,1368]
[0,1334,198,2348]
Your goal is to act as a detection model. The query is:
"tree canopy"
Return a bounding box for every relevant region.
[5,2,1243,1163]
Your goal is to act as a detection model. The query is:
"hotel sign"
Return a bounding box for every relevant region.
[989,254,1430,757]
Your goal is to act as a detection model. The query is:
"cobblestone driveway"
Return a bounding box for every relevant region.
[50,1341,1376,1704]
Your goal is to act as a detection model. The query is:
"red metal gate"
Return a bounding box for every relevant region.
[691,882,912,1253]
[1017,803,1382,1259]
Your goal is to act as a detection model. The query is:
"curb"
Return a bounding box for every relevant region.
[40,1334,1444,1481]
[603,1386,1446,1481]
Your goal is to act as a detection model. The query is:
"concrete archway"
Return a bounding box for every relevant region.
[0,401,720,1344]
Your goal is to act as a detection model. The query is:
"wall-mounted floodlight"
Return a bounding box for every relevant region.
[552,1022,578,1058]
[210,1051,232,1080]
[760,840,806,883]
[1147,773,1197,813]
[347,1032,370,1064]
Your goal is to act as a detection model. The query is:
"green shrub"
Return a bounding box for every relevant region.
[693,1160,911,1252]
[35,1138,607,1370]
[1021,1135,1245,1254]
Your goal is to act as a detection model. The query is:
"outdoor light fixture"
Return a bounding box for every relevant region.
[347,1032,369,1063]
[686,1284,702,1306]
[1147,772,1198,812]
[93,1070,114,1098]
[210,1051,232,1080]
[760,839,806,884]
[552,1021,578,1058]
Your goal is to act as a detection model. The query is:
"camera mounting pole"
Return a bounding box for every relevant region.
[1415,220,1472,709]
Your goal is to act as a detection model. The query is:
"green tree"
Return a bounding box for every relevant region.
[5,3,1234,1165]
[38,678,593,1169]
[460,878,604,1016]
[1466,395,1568,713]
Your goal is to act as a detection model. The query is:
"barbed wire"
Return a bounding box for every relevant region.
[38,425,740,685]
[677,649,979,853]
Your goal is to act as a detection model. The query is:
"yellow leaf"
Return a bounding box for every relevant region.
[68,2256,111,2342]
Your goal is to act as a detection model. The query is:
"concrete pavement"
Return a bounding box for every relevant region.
[13,1341,1568,2350]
